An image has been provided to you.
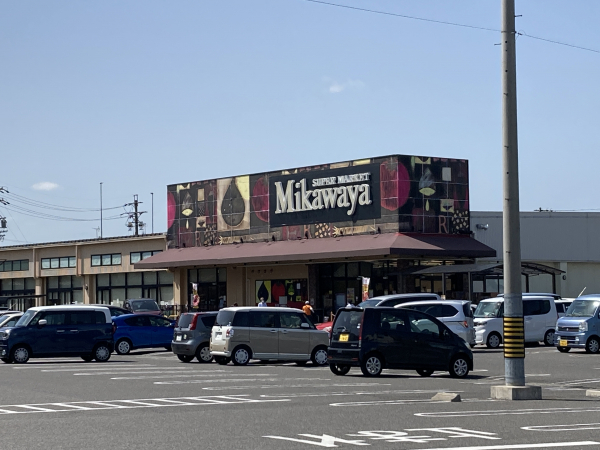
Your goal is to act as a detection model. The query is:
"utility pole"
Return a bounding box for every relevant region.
[124,195,146,236]
[151,192,154,234]
[0,187,8,242]
[491,0,540,400]
[100,182,103,239]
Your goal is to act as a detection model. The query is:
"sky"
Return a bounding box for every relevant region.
[1,0,598,246]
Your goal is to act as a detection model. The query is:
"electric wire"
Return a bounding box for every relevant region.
[298,0,600,54]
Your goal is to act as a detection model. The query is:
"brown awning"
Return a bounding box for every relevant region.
[135,233,495,269]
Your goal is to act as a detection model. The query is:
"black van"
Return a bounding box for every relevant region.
[0,305,114,364]
[327,307,473,377]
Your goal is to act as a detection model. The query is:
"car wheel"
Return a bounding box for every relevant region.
[416,369,434,377]
[486,332,502,349]
[177,354,194,363]
[195,344,213,363]
[214,356,230,365]
[329,364,351,376]
[94,344,111,362]
[311,346,328,366]
[116,339,132,355]
[449,355,470,378]
[557,346,571,353]
[544,330,555,346]
[360,354,383,377]
[81,355,94,362]
[232,346,251,366]
[11,346,30,364]
[586,337,600,354]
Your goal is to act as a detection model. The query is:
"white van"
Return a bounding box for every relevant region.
[473,295,558,348]
[396,300,475,346]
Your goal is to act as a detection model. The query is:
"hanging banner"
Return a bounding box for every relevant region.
[362,277,370,300]
[192,283,199,307]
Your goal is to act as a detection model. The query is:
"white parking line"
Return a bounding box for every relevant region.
[12,362,149,369]
[416,406,600,418]
[73,370,231,376]
[200,382,392,391]
[523,423,600,432]
[154,377,329,386]
[258,389,462,398]
[411,442,600,450]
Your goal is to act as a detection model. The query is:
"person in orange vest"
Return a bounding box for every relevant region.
[302,301,314,316]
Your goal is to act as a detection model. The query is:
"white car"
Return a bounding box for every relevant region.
[473,295,558,348]
[396,300,475,346]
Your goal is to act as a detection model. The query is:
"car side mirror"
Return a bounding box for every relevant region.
[442,329,450,339]
[38,319,47,327]
[300,323,310,329]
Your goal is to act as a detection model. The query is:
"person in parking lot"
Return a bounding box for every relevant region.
[258,298,267,307]
[302,301,314,316]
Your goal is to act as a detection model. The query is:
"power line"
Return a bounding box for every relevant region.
[298,0,600,54]
[300,0,499,32]
[2,190,124,212]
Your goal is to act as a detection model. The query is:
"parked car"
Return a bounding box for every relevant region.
[0,310,21,318]
[123,299,162,316]
[396,300,475,346]
[172,312,218,363]
[554,295,600,353]
[113,314,176,354]
[327,306,473,377]
[473,295,558,348]
[0,312,23,329]
[87,304,132,317]
[555,299,574,318]
[210,307,329,366]
[0,305,114,364]
[357,293,441,309]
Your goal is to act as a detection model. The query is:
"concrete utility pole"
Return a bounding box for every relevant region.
[100,182,103,239]
[491,0,541,400]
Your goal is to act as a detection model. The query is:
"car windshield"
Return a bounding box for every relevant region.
[332,310,363,341]
[15,310,36,327]
[357,299,381,308]
[177,313,194,328]
[474,301,502,318]
[130,300,160,312]
[215,310,235,326]
[565,300,600,317]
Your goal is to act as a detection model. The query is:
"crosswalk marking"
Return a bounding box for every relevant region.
[0,395,288,415]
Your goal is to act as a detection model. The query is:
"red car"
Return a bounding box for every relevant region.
[316,320,333,334]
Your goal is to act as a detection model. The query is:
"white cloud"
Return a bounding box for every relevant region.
[327,79,365,94]
[32,182,59,191]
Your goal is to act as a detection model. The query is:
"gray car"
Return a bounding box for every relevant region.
[172,312,218,363]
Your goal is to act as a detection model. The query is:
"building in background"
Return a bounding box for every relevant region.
[470,211,600,299]
[137,155,495,317]
[0,234,171,311]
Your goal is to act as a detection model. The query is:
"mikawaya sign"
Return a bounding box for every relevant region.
[269,164,381,227]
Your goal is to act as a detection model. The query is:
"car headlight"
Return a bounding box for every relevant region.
[474,320,487,327]
[580,322,588,332]
[1,329,11,340]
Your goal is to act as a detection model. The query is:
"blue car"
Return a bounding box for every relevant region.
[113,314,176,355]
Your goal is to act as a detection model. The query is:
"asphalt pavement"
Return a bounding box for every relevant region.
[2,344,600,450]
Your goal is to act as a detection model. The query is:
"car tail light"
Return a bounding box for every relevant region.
[189,314,199,331]
[112,322,116,334]
[461,321,468,328]
[226,328,234,338]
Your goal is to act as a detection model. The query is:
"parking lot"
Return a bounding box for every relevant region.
[2,345,600,450]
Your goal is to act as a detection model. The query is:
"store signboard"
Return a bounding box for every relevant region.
[269,163,381,227]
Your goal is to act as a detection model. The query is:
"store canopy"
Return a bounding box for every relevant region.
[407,261,564,276]
[135,233,496,269]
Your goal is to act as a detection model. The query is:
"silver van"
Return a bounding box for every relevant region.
[555,295,600,353]
[210,307,329,366]
[357,293,441,308]
[396,300,475,346]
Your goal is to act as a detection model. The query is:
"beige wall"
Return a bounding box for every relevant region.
[0,235,168,307]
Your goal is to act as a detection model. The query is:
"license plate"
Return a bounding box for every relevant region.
[559,339,568,347]
[339,333,349,342]
[175,335,182,342]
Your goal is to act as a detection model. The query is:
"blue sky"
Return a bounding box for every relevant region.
[1,0,598,245]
